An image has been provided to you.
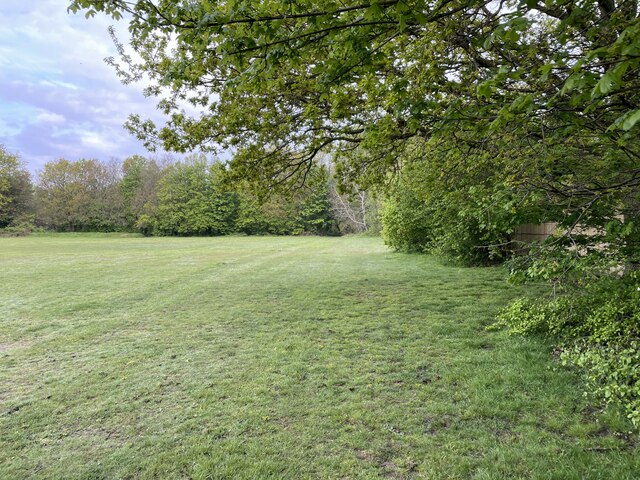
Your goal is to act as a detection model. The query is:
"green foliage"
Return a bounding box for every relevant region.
[120,155,165,233]
[234,164,340,236]
[235,190,302,235]
[148,158,339,236]
[68,0,640,281]
[381,143,526,265]
[134,213,155,236]
[36,158,127,232]
[120,154,147,227]
[67,1,640,205]
[68,0,640,264]
[152,156,239,236]
[381,186,433,254]
[297,166,340,236]
[503,204,640,291]
[0,145,32,228]
[496,272,640,427]
[27,153,341,237]
[563,342,640,428]
[0,215,42,236]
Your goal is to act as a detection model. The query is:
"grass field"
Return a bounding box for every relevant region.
[0,234,638,479]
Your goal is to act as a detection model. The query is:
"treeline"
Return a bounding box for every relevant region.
[0,147,379,236]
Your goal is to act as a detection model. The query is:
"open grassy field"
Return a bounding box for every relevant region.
[0,234,637,479]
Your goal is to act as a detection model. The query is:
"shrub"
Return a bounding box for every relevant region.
[381,159,521,265]
[495,272,640,426]
[0,215,43,236]
[562,341,640,427]
[381,189,433,253]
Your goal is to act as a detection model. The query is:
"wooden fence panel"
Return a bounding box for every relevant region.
[512,222,558,244]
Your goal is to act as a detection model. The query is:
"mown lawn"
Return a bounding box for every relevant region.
[0,234,637,479]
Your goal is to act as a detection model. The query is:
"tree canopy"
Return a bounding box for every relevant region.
[68,0,639,187]
[0,146,33,229]
[36,158,126,231]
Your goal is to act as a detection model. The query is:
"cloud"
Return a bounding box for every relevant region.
[79,131,118,151]
[39,80,79,91]
[0,0,176,173]
[37,110,66,124]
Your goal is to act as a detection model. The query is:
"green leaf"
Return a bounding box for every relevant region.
[504,29,520,43]
[540,63,552,80]
[561,73,580,94]
[476,81,494,99]
[594,71,616,96]
[622,109,640,131]
[364,3,383,21]
[483,33,495,50]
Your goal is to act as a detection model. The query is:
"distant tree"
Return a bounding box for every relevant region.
[120,154,146,225]
[152,155,239,235]
[85,159,127,230]
[235,163,340,236]
[0,145,33,228]
[121,155,165,231]
[235,188,302,235]
[36,158,126,231]
[297,167,340,236]
[36,159,84,230]
[328,178,382,235]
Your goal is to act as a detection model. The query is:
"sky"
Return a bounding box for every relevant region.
[0,1,172,174]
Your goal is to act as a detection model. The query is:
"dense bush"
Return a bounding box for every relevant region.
[381,148,525,265]
[0,215,42,237]
[495,272,640,426]
[381,186,434,254]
